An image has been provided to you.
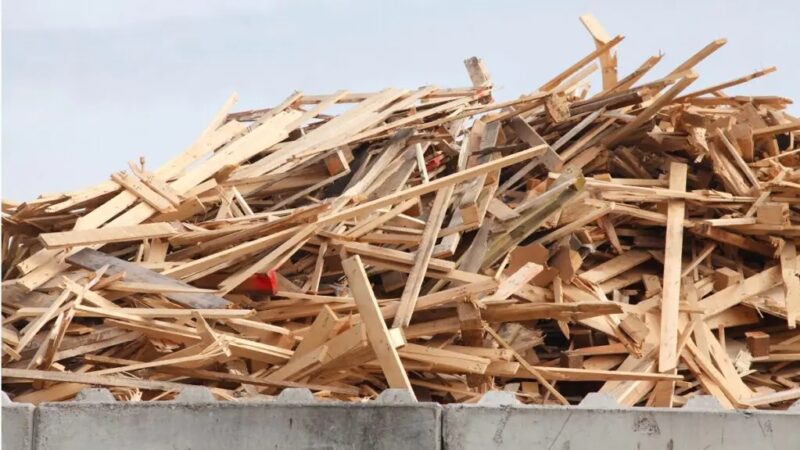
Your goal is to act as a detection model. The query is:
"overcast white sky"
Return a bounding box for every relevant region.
[3,0,798,201]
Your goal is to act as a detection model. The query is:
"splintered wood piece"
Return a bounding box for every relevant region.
[579,13,618,90]
[342,255,415,398]
[660,162,688,372]
[620,315,649,346]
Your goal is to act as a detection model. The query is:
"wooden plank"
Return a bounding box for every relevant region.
[66,248,230,309]
[660,162,688,372]
[3,368,191,392]
[293,306,338,357]
[752,120,800,138]
[539,35,624,92]
[579,13,617,90]
[579,250,652,285]
[483,263,543,303]
[341,255,415,397]
[393,185,454,328]
[780,242,800,328]
[667,39,726,78]
[128,163,182,206]
[700,266,783,317]
[111,171,176,214]
[40,223,176,248]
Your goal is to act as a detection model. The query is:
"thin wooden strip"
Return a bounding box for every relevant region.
[659,162,688,372]
[40,223,176,249]
[342,255,415,397]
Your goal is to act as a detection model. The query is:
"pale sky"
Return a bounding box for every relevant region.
[3,0,798,201]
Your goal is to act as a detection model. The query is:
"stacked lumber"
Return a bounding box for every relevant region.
[4,14,800,409]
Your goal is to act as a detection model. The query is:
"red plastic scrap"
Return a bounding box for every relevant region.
[242,269,278,294]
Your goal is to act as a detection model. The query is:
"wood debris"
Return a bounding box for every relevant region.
[4,14,800,409]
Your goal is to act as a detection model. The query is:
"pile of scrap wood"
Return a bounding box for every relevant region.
[4,14,800,409]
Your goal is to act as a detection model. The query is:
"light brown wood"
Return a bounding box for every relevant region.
[40,223,177,248]
[5,24,800,409]
[393,185,454,328]
[660,162,688,372]
[342,255,415,398]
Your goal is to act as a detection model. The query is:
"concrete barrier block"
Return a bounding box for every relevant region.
[478,391,520,406]
[275,388,315,403]
[2,392,35,450]
[173,386,215,403]
[34,395,441,450]
[443,400,800,449]
[75,388,116,403]
[377,389,416,404]
[683,395,724,411]
[577,392,619,409]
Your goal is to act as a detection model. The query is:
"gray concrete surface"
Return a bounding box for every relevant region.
[2,392,35,450]
[32,388,441,450]
[443,393,800,450]
[5,387,800,450]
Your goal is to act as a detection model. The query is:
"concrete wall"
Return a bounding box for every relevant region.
[2,392,35,450]
[31,388,439,450]
[443,392,800,450]
[4,388,800,450]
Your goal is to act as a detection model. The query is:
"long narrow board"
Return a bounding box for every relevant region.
[66,248,230,309]
[40,223,177,248]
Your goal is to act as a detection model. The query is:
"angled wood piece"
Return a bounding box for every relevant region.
[66,248,230,309]
[128,163,182,207]
[111,171,176,214]
[483,262,543,303]
[675,67,776,103]
[342,255,415,398]
[539,35,624,92]
[604,73,698,147]
[393,185,454,328]
[458,121,500,225]
[667,39,726,79]
[659,162,688,372]
[294,305,339,357]
[579,13,618,90]
[700,265,783,317]
[579,250,652,285]
[484,324,569,405]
